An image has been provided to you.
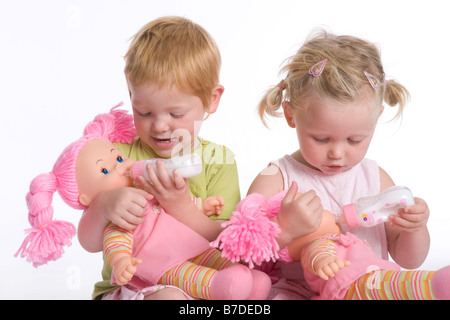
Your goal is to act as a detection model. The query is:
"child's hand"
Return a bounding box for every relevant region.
[386,196,430,269]
[389,197,430,233]
[92,187,152,230]
[202,196,225,216]
[277,182,323,245]
[313,254,351,281]
[110,253,142,285]
[137,160,193,217]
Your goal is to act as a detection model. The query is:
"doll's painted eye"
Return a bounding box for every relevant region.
[101,168,109,175]
[117,156,124,163]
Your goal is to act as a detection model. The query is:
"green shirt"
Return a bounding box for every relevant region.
[92,136,240,299]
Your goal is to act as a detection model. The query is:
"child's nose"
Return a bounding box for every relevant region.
[152,118,170,133]
[328,144,344,159]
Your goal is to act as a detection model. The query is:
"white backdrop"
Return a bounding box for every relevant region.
[2,0,449,299]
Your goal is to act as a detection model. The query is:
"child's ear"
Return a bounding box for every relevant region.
[378,105,384,118]
[79,193,92,207]
[282,102,296,128]
[207,85,224,114]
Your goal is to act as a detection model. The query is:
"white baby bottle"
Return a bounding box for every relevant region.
[340,186,415,228]
[130,153,203,180]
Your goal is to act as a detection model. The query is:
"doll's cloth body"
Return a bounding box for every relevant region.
[301,232,400,300]
[108,199,211,288]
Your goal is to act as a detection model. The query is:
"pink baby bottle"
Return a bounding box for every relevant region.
[340,186,415,228]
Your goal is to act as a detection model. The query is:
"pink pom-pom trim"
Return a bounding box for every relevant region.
[211,193,283,268]
[15,220,76,268]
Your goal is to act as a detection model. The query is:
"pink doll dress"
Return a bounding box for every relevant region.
[117,199,211,289]
[302,232,400,300]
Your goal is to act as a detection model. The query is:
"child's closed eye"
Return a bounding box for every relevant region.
[313,137,329,143]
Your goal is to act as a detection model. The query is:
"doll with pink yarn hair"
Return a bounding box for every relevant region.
[15,103,136,267]
[212,188,450,300]
[16,105,271,300]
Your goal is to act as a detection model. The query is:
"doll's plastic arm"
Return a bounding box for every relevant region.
[301,237,341,276]
[104,223,134,262]
[313,254,351,281]
[201,196,225,216]
[109,252,142,286]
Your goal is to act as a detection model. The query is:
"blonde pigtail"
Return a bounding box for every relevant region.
[258,82,286,127]
[384,79,410,120]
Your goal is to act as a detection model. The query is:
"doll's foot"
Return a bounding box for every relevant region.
[432,265,450,299]
[210,264,253,300]
[246,269,271,300]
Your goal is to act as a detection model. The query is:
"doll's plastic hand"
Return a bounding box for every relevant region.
[277,182,323,245]
[91,187,152,230]
[137,160,193,217]
[314,254,351,281]
[202,196,225,216]
[389,197,430,233]
[110,253,142,286]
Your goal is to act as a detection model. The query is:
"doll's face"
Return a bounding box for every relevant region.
[76,139,135,206]
[287,209,341,261]
[302,210,341,243]
[319,210,342,234]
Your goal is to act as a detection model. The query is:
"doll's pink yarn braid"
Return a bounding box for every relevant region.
[15,103,137,267]
[17,173,77,267]
[211,191,287,268]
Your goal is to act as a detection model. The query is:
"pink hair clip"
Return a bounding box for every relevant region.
[309,59,328,77]
[364,71,382,90]
[277,79,286,91]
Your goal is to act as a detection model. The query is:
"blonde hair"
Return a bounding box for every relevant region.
[259,30,410,125]
[124,16,221,109]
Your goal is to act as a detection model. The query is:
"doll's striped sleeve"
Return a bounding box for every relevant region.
[192,197,203,211]
[300,235,338,276]
[103,222,134,264]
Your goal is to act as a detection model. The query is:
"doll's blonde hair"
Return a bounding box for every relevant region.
[259,30,410,125]
[124,16,221,109]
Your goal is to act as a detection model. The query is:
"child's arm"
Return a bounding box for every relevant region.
[300,237,350,281]
[104,222,142,285]
[380,167,430,269]
[77,186,152,252]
